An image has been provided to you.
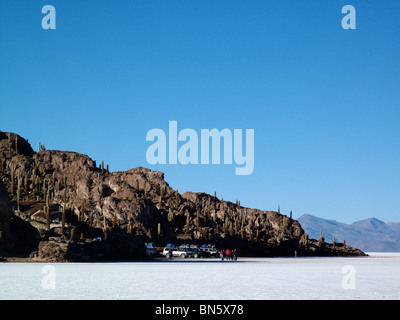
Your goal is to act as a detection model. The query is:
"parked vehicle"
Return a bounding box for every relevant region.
[161,243,221,259]
[162,244,187,258]
[145,242,159,257]
[189,245,210,258]
[200,244,220,257]
[178,246,198,258]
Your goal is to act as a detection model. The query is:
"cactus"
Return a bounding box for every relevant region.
[282,218,287,233]
[16,181,21,211]
[167,208,174,222]
[70,228,75,242]
[112,212,117,228]
[185,215,190,234]
[229,222,234,237]
[24,175,28,197]
[8,136,12,158]
[9,162,16,195]
[46,205,50,231]
[79,199,85,222]
[278,205,280,214]
[299,232,308,249]
[89,212,93,228]
[127,222,132,233]
[103,216,107,230]
[223,219,227,234]
[196,209,200,227]
[42,179,47,202]
[319,229,325,243]
[61,205,66,234]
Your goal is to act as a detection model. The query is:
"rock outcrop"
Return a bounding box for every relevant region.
[0,131,366,261]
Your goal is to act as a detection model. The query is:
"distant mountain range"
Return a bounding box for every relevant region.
[297,214,400,252]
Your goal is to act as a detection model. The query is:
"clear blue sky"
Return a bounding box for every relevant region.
[1,0,399,223]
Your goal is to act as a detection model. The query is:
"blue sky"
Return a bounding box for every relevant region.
[1,0,399,223]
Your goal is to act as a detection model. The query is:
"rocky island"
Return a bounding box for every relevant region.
[0,131,366,262]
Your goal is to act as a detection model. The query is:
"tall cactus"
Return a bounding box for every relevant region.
[319,228,325,243]
[112,212,117,228]
[80,199,85,222]
[17,178,21,211]
[196,209,200,227]
[46,205,50,231]
[9,162,16,195]
[167,208,174,222]
[61,204,66,234]
[127,222,132,233]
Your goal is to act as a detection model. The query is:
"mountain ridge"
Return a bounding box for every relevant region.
[298,214,400,252]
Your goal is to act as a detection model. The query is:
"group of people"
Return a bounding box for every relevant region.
[220,249,237,261]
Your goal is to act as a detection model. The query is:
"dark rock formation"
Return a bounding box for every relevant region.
[0,131,366,261]
[0,179,40,256]
[0,180,13,251]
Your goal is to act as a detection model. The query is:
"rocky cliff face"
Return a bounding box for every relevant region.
[0,131,366,261]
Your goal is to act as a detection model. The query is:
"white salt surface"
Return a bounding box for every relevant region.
[1,253,399,300]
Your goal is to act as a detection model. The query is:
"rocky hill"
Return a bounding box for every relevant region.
[0,131,366,261]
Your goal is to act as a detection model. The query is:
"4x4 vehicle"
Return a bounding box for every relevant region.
[179,244,205,258]
[188,244,210,258]
[200,244,220,257]
[162,244,187,259]
[145,243,159,257]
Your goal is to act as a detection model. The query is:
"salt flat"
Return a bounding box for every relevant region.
[1,253,399,300]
